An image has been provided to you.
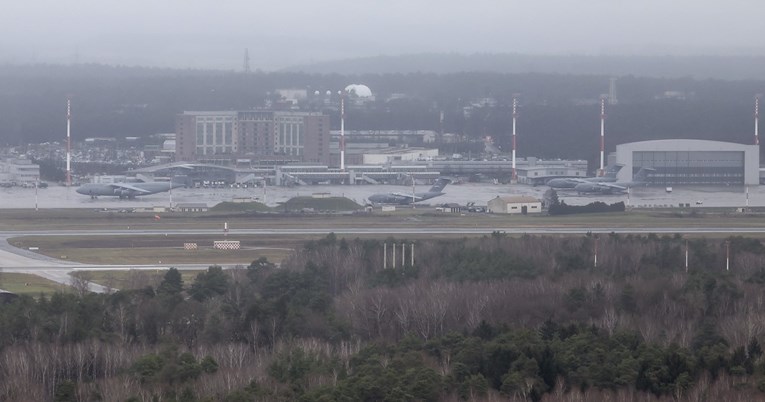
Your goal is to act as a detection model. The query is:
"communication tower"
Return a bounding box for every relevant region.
[511,95,519,183]
[599,96,607,175]
[755,94,761,146]
[66,97,72,187]
[243,49,250,73]
[339,90,346,170]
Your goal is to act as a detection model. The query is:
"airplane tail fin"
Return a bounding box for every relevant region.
[428,178,451,193]
[603,164,624,178]
[632,167,655,183]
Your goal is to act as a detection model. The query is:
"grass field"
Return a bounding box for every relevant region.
[0,273,71,295]
[71,269,204,290]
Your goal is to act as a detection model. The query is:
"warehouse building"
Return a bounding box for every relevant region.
[614,140,760,186]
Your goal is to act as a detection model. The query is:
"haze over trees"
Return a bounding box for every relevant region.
[285,53,765,80]
[3,233,765,400]
[1,62,762,165]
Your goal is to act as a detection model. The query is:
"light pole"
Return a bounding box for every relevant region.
[725,240,730,271]
[593,235,599,268]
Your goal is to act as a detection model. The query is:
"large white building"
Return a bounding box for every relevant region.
[613,139,760,185]
[0,158,40,185]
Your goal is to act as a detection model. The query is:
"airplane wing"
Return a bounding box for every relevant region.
[391,192,424,200]
[595,183,627,191]
[109,183,152,194]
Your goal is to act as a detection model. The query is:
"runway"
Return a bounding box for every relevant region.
[2,226,765,238]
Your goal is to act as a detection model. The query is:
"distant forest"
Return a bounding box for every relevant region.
[284,53,765,80]
[1,63,763,164]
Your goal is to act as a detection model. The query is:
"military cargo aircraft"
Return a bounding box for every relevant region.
[76,178,184,199]
[573,167,654,194]
[368,178,451,205]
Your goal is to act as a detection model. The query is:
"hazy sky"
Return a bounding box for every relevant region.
[2,0,764,70]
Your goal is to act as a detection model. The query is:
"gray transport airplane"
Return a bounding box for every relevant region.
[573,167,654,194]
[76,178,184,199]
[546,164,624,189]
[368,178,451,205]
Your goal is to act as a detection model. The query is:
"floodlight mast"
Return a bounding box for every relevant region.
[512,96,518,183]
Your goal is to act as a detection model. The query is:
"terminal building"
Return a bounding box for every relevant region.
[176,110,330,165]
[613,139,760,185]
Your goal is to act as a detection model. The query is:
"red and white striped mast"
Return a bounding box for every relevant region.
[755,94,761,146]
[511,95,518,183]
[66,96,72,187]
[339,90,346,171]
[599,96,607,176]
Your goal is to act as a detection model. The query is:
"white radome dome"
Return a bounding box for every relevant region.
[344,84,372,98]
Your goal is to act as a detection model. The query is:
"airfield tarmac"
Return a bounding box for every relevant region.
[0,182,759,210]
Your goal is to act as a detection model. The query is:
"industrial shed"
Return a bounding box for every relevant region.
[487,196,542,214]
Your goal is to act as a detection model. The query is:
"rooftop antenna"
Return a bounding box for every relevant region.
[243,48,250,73]
[511,95,519,183]
[66,96,72,187]
[599,95,607,176]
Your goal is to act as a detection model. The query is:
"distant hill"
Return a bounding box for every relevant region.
[283,53,765,80]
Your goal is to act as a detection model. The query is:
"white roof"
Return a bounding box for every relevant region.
[344,84,372,97]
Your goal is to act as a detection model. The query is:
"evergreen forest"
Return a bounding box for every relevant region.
[4,233,765,401]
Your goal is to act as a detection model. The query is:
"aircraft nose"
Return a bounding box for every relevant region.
[75,187,85,194]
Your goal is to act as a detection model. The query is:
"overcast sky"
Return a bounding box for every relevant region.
[2,1,764,70]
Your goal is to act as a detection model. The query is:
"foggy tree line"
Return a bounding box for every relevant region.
[289,53,765,81]
[1,64,762,164]
[4,233,765,400]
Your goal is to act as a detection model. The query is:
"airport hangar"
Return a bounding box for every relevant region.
[612,139,760,186]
